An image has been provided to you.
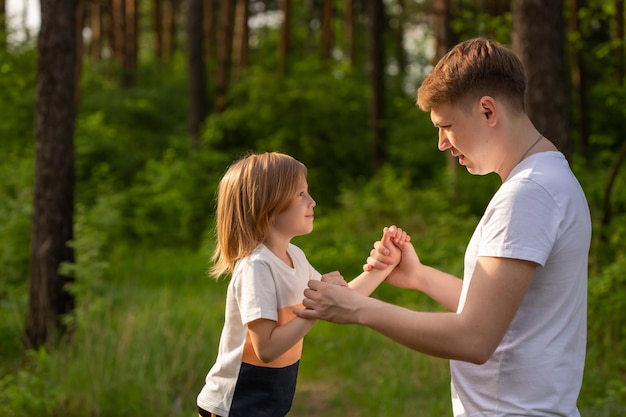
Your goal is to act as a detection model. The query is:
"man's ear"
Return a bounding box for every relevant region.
[479,96,497,126]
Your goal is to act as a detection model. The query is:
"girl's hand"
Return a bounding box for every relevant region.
[363,225,411,271]
[321,270,348,287]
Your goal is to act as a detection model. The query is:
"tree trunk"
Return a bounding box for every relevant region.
[154,0,163,60]
[279,0,290,74]
[393,0,407,87]
[89,0,102,60]
[111,0,124,59]
[568,0,589,158]
[75,0,85,103]
[433,0,454,61]
[215,0,235,112]
[26,0,78,349]
[369,0,386,171]
[163,0,179,60]
[615,0,625,85]
[121,0,138,88]
[0,0,6,50]
[232,0,249,77]
[343,0,353,64]
[600,0,626,228]
[204,0,217,61]
[512,0,570,159]
[432,0,459,194]
[187,0,207,148]
[321,0,333,63]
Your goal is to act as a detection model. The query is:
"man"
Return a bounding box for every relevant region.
[294,38,591,416]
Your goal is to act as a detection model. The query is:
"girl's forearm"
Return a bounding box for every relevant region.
[348,267,391,296]
[251,316,317,363]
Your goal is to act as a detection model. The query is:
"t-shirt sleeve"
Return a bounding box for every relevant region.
[479,179,561,266]
[233,259,279,325]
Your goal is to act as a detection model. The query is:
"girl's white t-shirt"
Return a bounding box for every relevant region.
[197,243,321,417]
[451,152,591,416]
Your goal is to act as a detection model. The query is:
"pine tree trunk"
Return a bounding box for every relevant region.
[321,0,333,63]
[89,0,102,60]
[232,0,249,77]
[26,0,78,349]
[204,0,217,60]
[432,0,459,194]
[187,0,207,147]
[512,0,569,158]
[0,0,6,50]
[215,0,235,112]
[111,0,124,59]
[343,0,353,64]
[568,0,589,158]
[369,0,386,171]
[279,0,290,74]
[154,0,163,60]
[121,0,138,88]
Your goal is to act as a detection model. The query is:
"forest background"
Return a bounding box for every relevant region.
[0,0,625,416]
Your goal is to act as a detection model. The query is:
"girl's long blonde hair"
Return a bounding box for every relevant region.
[209,152,307,278]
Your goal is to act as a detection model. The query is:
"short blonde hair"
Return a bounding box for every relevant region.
[209,152,307,278]
[417,38,526,112]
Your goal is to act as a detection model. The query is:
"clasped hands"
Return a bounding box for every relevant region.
[293,225,410,324]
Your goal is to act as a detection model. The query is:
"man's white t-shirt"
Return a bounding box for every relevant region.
[451,152,591,416]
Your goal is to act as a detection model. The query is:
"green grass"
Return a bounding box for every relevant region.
[1,245,625,416]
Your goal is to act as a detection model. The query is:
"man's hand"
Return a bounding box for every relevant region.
[293,279,370,324]
[364,225,423,290]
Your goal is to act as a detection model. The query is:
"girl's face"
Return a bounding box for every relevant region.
[272,175,316,239]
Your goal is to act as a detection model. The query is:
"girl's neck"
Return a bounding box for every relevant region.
[263,236,293,268]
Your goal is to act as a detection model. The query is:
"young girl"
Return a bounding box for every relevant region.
[196,152,409,417]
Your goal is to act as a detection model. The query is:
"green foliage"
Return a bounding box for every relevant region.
[0,43,37,153]
[0,151,33,307]
[0,349,61,417]
[203,61,373,206]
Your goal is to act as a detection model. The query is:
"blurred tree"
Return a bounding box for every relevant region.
[187,0,207,148]
[615,0,625,84]
[25,0,79,349]
[433,0,455,61]
[121,0,138,87]
[484,0,509,39]
[321,0,333,63]
[391,0,408,82]
[157,0,180,61]
[232,0,249,78]
[0,0,5,50]
[215,0,235,112]
[75,0,85,103]
[601,0,626,228]
[87,0,103,60]
[567,0,590,157]
[204,0,217,60]
[111,0,124,60]
[369,0,386,171]
[154,0,163,60]
[279,0,291,74]
[432,0,459,194]
[512,0,570,159]
[343,0,353,64]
